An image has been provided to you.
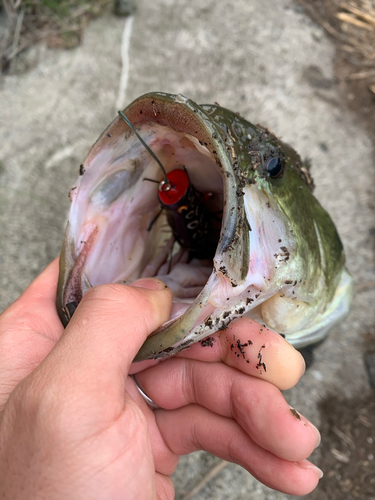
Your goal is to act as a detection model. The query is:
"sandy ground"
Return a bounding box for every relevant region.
[0,0,374,498]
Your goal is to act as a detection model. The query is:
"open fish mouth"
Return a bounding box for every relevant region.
[57,93,353,361]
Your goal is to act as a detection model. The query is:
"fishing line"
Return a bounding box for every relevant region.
[118,110,169,185]
[143,177,160,184]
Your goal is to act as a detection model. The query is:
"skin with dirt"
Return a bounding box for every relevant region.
[57,92,352,361]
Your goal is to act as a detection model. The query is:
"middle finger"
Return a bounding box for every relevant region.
[135,357,320,462]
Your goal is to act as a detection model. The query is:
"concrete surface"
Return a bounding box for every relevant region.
[0,0,374,498]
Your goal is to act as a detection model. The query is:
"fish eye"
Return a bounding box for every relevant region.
[265,157,284,178]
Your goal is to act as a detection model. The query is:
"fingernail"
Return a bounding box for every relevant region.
[298,460,324,479]
[288,406,321,448]
[131,278,169,291]
[304,418,321,449]
[313,424,321,449]
[297,350,306,375]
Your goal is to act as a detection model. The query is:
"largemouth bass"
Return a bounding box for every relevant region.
[56,92,353,361]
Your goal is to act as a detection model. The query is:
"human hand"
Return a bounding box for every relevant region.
[0,260,322,499]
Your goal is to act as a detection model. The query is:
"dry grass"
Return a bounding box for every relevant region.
[299,1,375,87]
[337,2,375,63]
[297,0,375,146]
[0,0,112,73]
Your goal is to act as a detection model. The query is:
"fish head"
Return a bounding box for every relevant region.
[57,92,352,360]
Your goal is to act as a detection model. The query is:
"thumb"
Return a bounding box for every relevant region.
[68,279,172,366]
[32,279,172,410]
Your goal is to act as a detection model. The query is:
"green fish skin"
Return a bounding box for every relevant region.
[56,92,353,361]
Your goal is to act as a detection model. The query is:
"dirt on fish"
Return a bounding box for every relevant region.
[200,337,215,347]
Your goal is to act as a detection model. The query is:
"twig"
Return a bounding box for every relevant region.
[0,0,20,70]
[344,51,375,66]
[341,44,358,53]
[181,460,228,500]
[331,447,350,463]
[337,12,374,30]
[1,0,14,18]
[332,426,356,449]
[2,0,22,16]
[349,68,375,80]
[6,26,82,63]
[9,6,25,70]
[340,3,375,27]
